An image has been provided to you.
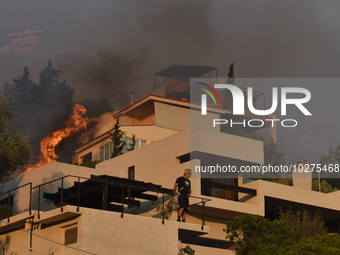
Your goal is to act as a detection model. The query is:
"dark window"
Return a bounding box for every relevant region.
[65,227,78,245]
[128,166,135,208]
[128,166,135,180]
[81,152,92,163]
[201,178,238,201]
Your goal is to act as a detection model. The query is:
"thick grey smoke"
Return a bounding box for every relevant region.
[53,0,216,106]
[55,51,142,107]
[2,1,340,99]
[1,0,340,164]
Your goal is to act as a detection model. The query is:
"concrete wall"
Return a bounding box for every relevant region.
[0,206,182,255]
[80,208,178,255]
[96,128,190,186]
[2,127,265,221]
[0,162,124,215]
[242,180,340,214]
[75,125,179,164]
[190,128,264,164]
[0,211,78,255]
[154,101,190,131]
[87,112,115,140]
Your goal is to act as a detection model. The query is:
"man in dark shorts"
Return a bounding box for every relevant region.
[174,169,191,222]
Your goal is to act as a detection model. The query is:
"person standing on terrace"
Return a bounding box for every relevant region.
[174,169,191,222]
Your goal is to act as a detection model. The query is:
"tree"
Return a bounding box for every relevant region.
[127,134,136,152]
[110,119,126,158]
[221,62,243,136]
[3,67,37,110]
[224,208,333,255]
[223,61,235,111]
[178,245,195,255]
[319,143,340,165]
[227,61,235,85]
[279,208,327,240]
[79,159,100,168]
[312,179,337,193]
[0,96,30,179]
[3,61,74,160]
[251,133,286,166]
[224,214,293,255]
[0,204,13,219]
[285,234,340,255]
[317,143,340,190]
[151,196,178,220]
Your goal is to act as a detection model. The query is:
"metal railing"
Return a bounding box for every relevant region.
[0,182,32,222]
[32,175,113,219]
[2,175,211,230]
[32,175,173,221]
[189,196,211,230]
[154,78,175,89]
[154,77,189,90]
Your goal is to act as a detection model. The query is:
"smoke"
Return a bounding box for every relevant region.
[55,51,143,108]
[52,0,216,107]
[2,1,340,165]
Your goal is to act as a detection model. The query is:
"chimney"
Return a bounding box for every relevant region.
[292,159,312,190]
[130,92,134,105]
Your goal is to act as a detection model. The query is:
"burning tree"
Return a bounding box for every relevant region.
[0,96,30,179]
[26,103,88,172]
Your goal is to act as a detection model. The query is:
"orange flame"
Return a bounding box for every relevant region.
[25,103,88,172]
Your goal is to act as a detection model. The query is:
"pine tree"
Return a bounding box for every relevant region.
[3,67,37,109]
[127,134,136,152]
[110,119,126,158]
[37,60,74,109]
[223,61,235,111]
[2,61,74,159]
[227,61,235,84]
[221,62,242,136]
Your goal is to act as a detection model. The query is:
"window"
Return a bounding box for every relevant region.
[124,138,147,153]
[100,143,112,161]
[125,138,132,153]
[128,166,135,180]
[62,224,78,255]
[13,38,22,44]
[81,152,92,163]
[100,138,148,162]
[134,140,140,149]
[104,144,110,159]
[65,227,78,245]
[201,178,238,201]
[100,147,104,162]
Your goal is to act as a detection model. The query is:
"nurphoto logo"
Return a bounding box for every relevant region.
[199,83,312,128]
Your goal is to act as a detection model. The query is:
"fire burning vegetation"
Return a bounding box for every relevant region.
[25,104,88,172]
